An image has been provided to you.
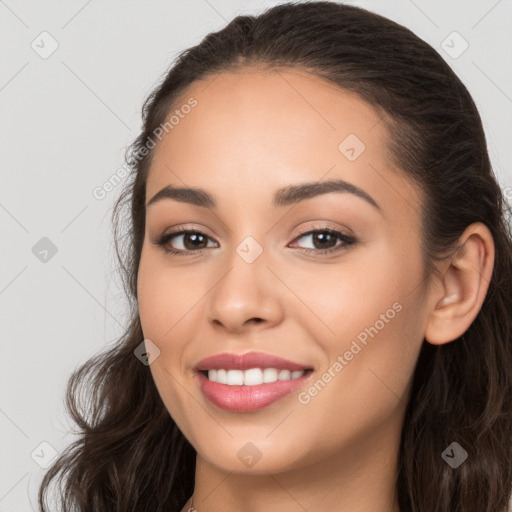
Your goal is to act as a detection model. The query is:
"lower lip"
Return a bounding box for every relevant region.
[196,371,313,412]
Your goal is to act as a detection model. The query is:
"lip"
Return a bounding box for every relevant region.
[194,351,313,372]
[195,370,313,412]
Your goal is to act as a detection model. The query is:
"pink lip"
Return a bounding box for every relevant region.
[195,370,313,412]
[194,351,313,372]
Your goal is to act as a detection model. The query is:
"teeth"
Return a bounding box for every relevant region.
[263,368,278,383]
[245,368,263,386]
[206,368,307,386]
[278,369,291,380]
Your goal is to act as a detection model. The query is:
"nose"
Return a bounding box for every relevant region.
[206,250,285,334]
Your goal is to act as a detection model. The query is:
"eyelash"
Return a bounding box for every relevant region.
[152,226,357,257]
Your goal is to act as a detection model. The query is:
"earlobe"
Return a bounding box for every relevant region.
[424,222,495,346]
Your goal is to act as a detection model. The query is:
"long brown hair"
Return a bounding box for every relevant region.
[38,2,512,511]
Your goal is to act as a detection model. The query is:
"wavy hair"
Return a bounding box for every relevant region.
[38,2,512,511]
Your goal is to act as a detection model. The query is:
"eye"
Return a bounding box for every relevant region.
[289,226,357,255]
[152,228,218,256]
[152,226,357,257]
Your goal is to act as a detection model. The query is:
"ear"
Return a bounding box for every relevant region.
[424,222,495,345]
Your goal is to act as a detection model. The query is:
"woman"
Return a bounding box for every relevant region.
[38,2,512,511]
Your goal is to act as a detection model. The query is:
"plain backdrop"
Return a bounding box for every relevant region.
[1,1,511,510]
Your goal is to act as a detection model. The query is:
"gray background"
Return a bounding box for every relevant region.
[1,1,511,510]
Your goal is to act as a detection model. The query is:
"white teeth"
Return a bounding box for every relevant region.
[244,368,263,386]
[278,369,291,380]
[226,369,244,385]
[206,367,306,385]
[263,368,278,383]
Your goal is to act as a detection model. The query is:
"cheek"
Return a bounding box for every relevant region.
[290,277,425,460]
[137,248,198,340]
[285,238,413,337]
[137,250,199,429]
[295,234,425,392]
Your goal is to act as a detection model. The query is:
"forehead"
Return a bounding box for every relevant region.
[146,67,420,220]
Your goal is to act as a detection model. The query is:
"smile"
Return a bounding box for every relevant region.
[195,369,314,412]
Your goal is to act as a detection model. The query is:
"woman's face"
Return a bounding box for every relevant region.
[137,67,432,475]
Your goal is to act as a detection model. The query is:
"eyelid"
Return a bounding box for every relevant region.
[160,224,217,240]
[292,223,354,238]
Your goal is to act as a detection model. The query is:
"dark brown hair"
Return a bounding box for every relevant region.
[38,2,512,511]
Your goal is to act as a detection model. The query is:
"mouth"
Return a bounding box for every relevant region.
[195,370,313,413]
[193,351,315,412]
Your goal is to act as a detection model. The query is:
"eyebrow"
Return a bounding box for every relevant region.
[146,178,381,212]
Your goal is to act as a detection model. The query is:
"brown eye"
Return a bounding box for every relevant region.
[174,231,209,250]
[290,227,357,255]
[153,229,218,256]
[153,226,357,257]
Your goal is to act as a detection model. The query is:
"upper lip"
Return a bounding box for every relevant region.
[195,351,313,372]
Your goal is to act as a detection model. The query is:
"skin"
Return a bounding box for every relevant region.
[136,67,495,512]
